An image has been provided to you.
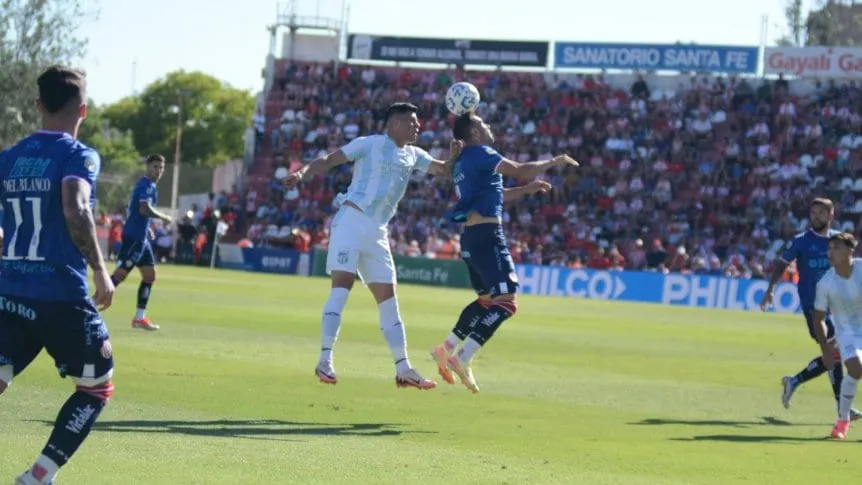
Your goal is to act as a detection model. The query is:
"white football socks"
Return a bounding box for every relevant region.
[444,332,461,353]
[839,375,859,421]
[379,297,411,373]
[320,288,349,363]
[457,338,482,363]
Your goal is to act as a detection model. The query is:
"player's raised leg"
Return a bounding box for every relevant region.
[316,210,359,384]
[446,225,519,393]
[368,283,435,390]
[781,356,829,409]
[362,231,436,390]
[316,270,353,384]
[432,264,491,385]
[360,264,437,390]
[16,301,115,485]
[447,297,517,394]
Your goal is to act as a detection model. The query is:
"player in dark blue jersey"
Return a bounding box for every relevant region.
[761,198,861,419]
[110,154,171,331]
[0,66,116,485]
[430,112,577,393]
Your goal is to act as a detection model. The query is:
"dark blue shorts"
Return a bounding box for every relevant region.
[803,307,835,341]
[460,223,519,298]
[0,296,113,382]
[117,236,155,270]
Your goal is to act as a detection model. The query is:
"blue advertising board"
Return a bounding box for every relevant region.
[515,264,801,313]
[554,42,759,73]
[216,245,302,275]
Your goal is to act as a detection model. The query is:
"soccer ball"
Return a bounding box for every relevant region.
[445,82,480,116]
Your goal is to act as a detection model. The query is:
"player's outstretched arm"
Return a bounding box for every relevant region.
[62,178,107,273]
[427,139,464,177]
[496,154,578,180]
[139,200,172,224]
[283,150,351,190]
[503,180,551,203]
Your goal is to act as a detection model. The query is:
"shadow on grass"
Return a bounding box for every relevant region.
[631,416,837,444]
[28,419,435,442]
[629,416,817,428]
[669,434,833,444]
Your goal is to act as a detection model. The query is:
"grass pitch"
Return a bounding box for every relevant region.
[0,265,859,484]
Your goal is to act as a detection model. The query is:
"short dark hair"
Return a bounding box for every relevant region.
[37,65,86,114]
[146,154,166,164]
[453,113,474,141]
[383,102,418,125]
[830,232,857,249]
[811,197,835,212]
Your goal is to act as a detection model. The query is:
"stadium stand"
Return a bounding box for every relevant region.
[236,59,862,279]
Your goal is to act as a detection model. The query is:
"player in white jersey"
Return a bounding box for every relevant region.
[812,232,862,439]
[283,102,460,390]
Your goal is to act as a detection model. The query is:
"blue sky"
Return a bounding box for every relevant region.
[78,0,797,105]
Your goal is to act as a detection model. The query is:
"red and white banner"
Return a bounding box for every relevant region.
[764,47,862,78]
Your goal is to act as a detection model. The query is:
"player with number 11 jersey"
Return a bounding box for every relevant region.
[0,65,115,485]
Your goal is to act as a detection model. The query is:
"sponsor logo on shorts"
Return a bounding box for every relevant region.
[0,296,36,320]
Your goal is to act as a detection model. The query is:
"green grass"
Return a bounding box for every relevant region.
[1,265,859,484]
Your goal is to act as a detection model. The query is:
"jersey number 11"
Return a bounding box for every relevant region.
[5,197,45,261]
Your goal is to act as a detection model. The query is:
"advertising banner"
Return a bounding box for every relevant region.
[347,34,549,67]
[312,249,471,288]
[216,245,306,275]
[764,46,862,78]
[554,42,759,73]
[515,264,800,313]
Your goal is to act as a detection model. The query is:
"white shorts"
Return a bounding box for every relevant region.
[326,205,395,285]
[836,326,862,362]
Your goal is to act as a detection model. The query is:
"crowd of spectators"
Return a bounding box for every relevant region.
[242,60,862,280]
